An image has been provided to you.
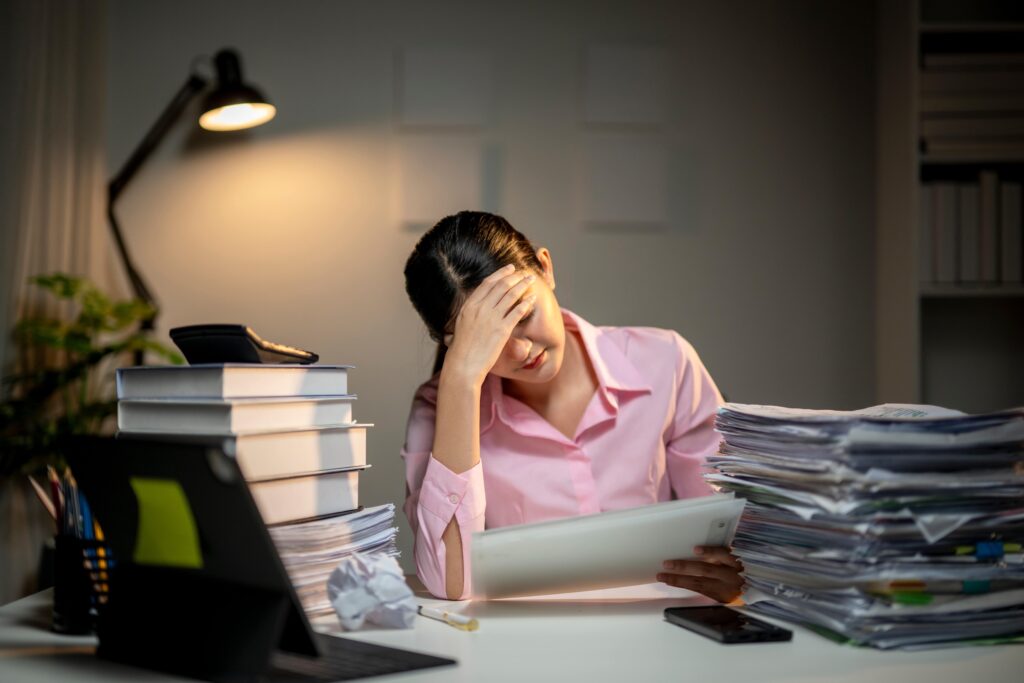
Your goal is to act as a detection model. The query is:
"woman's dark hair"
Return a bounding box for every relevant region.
[404,211,543,374]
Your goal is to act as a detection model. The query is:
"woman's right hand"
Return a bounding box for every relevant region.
[442,264,536,385]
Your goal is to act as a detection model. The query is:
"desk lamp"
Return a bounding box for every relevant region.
[107,48,275,363]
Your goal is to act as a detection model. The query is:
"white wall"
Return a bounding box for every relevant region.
[107,0,876,569]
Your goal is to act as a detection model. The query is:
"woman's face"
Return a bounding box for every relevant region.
[450,248,566,384]
[489,255,565,383]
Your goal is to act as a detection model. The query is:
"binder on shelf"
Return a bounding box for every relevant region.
[934,183,959,284]
[919,185,934,284]
[979,171,999,283]
[958,183,980,283]
[1001,182,1023,283]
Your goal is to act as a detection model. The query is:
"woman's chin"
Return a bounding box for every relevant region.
[498,354,560,383]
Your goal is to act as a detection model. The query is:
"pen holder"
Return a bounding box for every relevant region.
[52,535,112,635]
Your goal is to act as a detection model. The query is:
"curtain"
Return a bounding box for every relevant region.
[0,0,116,606]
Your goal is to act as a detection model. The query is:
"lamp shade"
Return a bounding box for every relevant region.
[198,49,276,131]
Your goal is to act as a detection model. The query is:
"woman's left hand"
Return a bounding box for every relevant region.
[657,546,745,603]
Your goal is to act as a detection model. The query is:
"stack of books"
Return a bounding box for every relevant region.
[116,363,399,617]
[920,177,1022,285]
[919,51,1024,163]
[706,402,1024,650]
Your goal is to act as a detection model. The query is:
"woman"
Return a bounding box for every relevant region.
[401,211,743,601]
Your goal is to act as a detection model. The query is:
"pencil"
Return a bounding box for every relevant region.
[27,475,57,522]
[47,466,63,525]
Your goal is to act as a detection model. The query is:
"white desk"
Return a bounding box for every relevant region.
[0,584,1020,682]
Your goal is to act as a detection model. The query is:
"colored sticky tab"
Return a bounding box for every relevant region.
[975,541,1003,560]
[963,580,990,594]
[891,591,932,605]
[129,477,203,569]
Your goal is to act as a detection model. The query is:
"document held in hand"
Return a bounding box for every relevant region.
[470,493,746,599]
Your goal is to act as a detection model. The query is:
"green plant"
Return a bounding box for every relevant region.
[0,273,183,476]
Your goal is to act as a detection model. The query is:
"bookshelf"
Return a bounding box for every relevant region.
[876,0,1024,413]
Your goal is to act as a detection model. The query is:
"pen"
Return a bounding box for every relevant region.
[418,606,479,631]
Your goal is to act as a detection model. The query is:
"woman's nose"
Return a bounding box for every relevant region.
[506,337,531,362]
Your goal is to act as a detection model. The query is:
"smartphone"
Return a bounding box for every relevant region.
[664,606,792,644]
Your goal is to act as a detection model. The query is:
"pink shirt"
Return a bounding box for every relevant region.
[400,309,723,599]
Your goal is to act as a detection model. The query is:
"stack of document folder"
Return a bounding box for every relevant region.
[269,504,400,619]
[707,402,1024,650]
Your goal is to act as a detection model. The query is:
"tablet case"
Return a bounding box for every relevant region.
[63,435,453,682]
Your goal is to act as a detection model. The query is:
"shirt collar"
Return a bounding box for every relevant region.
[561,308,652,396]
[481,308,651,436]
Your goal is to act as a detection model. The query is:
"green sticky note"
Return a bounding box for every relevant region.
[129,477,203,569]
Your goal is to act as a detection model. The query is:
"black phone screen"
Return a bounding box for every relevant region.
[664,606,793,644]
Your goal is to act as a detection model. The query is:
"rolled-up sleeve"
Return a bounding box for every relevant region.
[665,334,723,500]
[400,376,487,599]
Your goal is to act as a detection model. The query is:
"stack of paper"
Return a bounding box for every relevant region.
[707,403,1024,650]
[269,504,401,619]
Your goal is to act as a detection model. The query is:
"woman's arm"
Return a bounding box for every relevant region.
[404,264,536,599]
[401,378,488,601]
[432,366,482,598]
[657,333,745,602]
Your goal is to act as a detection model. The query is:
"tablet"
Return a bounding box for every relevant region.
[470,493,746,599]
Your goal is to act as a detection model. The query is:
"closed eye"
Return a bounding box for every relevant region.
[517,309,535,325]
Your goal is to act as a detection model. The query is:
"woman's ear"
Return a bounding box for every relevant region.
[535,247,556,291]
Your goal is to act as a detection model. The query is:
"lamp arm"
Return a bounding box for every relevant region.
[107,74,207,364]
[107,74,207,309]
[109,74,207,202]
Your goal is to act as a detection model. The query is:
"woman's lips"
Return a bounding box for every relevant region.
[520,350,545,371]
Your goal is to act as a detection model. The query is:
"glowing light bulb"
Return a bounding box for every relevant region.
[199,102,276,131]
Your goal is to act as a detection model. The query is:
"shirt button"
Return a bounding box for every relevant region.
[448,494,460,505]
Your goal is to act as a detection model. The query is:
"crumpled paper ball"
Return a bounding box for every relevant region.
[327,552,417,630]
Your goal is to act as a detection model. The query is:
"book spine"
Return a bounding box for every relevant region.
[1001,182,1023,283]
[920,116,1024,138]
[236,427,368,481]
[978,171,999,283]
[249,470,361,525]
[922,139,1024,162]
[920,94,1024,115]
[117,402,230,433]
[234,399,354,433]
[958,183,980,283]
[919,185,934,284]
[923,53,1024,68]
[935,183,959,284]
[920,69,1024,93]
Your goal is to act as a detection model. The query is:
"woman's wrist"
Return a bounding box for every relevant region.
[439,352,487,389]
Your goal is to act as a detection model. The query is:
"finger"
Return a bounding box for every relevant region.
[661,560,737,583]
[481,271,533,310]
[468,271,526,313]
[503,294,536,325]
[656,574,743,603]
[693,546,744,569]
[494,273,536,312]
[463,264,516,306]
[482,263,515,283]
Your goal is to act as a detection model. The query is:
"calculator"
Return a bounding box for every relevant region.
[169,324,319,364]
